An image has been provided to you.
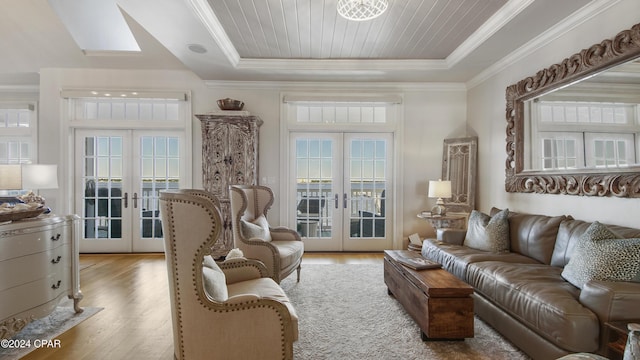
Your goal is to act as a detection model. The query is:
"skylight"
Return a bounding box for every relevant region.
[48,0,141,53]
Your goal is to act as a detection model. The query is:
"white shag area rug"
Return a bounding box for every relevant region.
[0,299,102,359]
[280,263,530,360]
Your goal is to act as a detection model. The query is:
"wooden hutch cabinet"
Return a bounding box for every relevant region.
[196,111,263,257]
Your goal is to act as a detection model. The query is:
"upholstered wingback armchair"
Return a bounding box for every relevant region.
[159,189,298,360]
[229,185,304,283]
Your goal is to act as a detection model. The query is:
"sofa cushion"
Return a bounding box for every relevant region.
[467,261,599,352]
[422,239,540,280]
[272,240,304,270]
[491,208,565,265]
[464,209,510,253]
[561,222,640,289]
[240,215,272,242]
[552,219,640,268]
[227,277,299,336]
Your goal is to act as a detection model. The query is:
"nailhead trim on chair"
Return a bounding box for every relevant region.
[161,191,295,359]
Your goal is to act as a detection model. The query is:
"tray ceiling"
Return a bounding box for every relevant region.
[0,0,595,84]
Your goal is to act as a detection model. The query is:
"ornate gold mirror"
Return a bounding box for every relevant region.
[505,23,640,197]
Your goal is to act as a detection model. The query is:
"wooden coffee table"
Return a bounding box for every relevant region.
[384,250,474,340]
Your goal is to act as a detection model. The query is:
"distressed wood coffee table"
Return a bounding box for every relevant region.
[384,250,474,340]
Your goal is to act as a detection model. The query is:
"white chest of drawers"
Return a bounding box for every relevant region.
[0,215,82,339]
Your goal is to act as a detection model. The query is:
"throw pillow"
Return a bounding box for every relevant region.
[202,258,228,302]
[240,215,272,242]
[463,208,510,253]
[561,221,640,289]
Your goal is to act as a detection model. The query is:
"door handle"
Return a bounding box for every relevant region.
[123,192,128,208]
[335,193,339,209]
[343,193,347,209]
[132,192,139,209]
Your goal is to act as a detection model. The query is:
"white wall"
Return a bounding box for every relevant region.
[37,69,466,248]
[467,0,640,227]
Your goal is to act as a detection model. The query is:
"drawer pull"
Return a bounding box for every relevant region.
[51,256,62,264]
[51,280,62,289]
[51,233,61,241]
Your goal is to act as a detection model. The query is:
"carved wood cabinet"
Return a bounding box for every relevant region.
[0,215,83,339]
[196,111,263,257]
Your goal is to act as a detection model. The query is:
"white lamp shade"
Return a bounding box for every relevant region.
[0,164,22,190]
[21,164,59,190]
[428,180,452,199]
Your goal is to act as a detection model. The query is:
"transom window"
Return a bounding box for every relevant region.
[295,103,387,123]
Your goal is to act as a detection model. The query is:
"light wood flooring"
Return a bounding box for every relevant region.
[23,252,383,360]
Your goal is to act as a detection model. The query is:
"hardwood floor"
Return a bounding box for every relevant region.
[23,252,383,360]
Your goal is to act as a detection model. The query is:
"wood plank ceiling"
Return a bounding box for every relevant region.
[208,0,507,60]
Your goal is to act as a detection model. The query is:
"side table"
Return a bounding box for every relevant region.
[417,212,465,230]
[605,321,640,360]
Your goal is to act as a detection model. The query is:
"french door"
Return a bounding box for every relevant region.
[291,132,393,251]
[74,129,185,252]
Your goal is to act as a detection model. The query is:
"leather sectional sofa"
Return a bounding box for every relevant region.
[421,208,640,360]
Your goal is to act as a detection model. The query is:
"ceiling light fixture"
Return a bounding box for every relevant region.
[337,0,388,21]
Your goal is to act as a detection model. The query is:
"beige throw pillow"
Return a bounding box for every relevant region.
[202,257,228,301]
[240,215,272,242]
[463,209,510,253]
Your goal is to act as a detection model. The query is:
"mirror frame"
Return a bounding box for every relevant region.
[505,22,640,198]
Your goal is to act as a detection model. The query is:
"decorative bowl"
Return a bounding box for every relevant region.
[217,98,244,111]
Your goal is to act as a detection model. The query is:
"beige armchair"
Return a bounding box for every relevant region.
[159,189,298,360]
[229,185,304,283]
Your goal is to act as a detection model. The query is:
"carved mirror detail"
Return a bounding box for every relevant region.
[505,22,640,198]
[442,137,477,213]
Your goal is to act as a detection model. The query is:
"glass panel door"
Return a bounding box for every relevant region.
[76,130,183,252]
[76,130,130,252]
[344,133,392,251]
[290,132,392,251]
[292,133,342,251]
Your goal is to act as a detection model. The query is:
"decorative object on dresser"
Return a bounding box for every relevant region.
[0,215,82,339]
[196,111,263,258]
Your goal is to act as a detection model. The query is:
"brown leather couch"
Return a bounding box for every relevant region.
[421,208,640,360]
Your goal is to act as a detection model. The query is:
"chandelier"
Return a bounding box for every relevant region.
[337,0,389,21]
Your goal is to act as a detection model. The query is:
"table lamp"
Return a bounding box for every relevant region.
[428,179,451,216]
[20,164,59,207]
[0,164,23,204]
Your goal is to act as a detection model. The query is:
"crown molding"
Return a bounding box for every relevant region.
[466,0,624,89]
[204,80,466,92]
[447,0,535,67]
[186,0,240,66]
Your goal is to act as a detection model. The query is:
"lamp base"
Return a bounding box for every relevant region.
[430,205,447,216]
[430,199,447,216]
